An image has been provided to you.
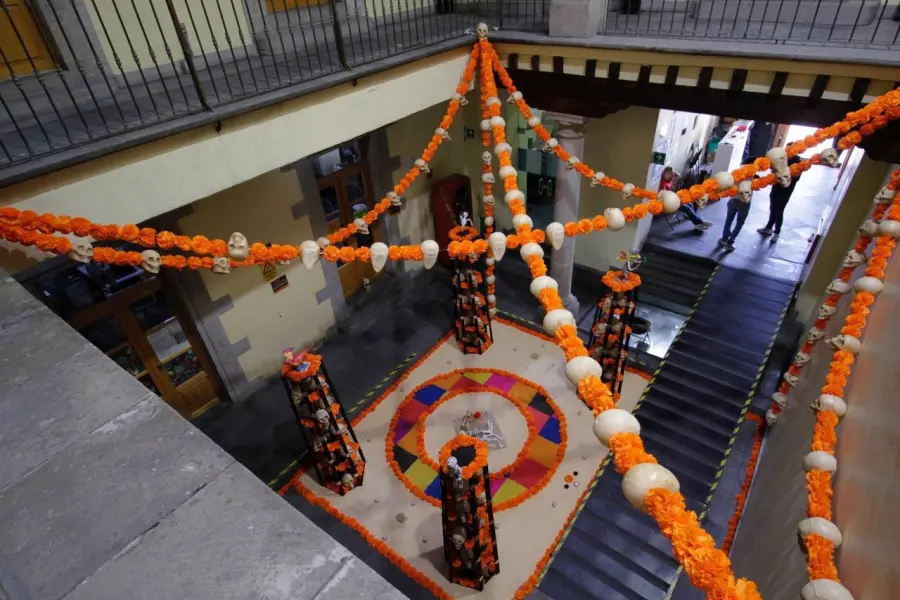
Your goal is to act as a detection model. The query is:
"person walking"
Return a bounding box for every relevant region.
[758,155,803,241]
[718,180,754,251]
[659,166,712,232]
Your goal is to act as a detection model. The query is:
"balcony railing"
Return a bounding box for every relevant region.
[0,0,897,182]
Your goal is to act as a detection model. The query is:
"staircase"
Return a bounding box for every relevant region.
[538,262,796,600]
[636,243,715,316]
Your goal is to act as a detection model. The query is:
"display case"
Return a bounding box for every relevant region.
[281,351,365,494]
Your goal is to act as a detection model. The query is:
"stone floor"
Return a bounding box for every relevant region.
[646,161,841,283]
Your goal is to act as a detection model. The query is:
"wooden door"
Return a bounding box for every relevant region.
[314,139,381,298]
[0,1,55,79]
[69,278,223,420]
[430,174,473,268]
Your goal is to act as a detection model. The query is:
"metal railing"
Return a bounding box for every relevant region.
[0,0,896,178]
[604,0,900,47]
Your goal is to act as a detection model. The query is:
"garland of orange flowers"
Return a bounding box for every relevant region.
[601,270,641,293]
[448,225,478,241]
[478,37,761,600]
[800,193,898,587]
[386,368,566,511]
[280,353,323,382]
[767,179,898,421]
[722,413,765,553]
[480,90,498,314]
[439,433,489,479]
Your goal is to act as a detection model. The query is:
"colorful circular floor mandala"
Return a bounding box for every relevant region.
[387,368,566,511]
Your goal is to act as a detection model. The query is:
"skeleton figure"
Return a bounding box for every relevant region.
[475,22,489,39]
[435,127,451,141]
[842,250,865,269]
[820,148,839,167]
[806,327,826,344]
[227,232,249,260]
[342,473,355,491]
[817,304,837,320]
[590,171,605,187]
[793,352,811,367]
[68,241,94,264]
[459,211,474,227]
[140,249,161,274]
[212,256,231,274]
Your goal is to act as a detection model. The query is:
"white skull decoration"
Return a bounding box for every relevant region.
[542,138,558,153]
[696,194,709,209]
[420,240,439,270]
[507,90,522,104]
[825,279,851,295]
[140,249,161,274]
[842,250,865,268]
[481,151,492,166]
[227,232,249,260]
[475,22,489,40]
[622,183,634,199]
[317,237,331,249]
[68,241,94,264]
[806,327,826,344]
[370,242,389,273]
[435,127,450,141]
[783,373,800,387]
[483,194,495,206]
[820,148,838,167]
[353,218,369,236]
[565,156,580,170]
[772,392,788,408]
[826,335,861,354]
[765,409,779,426]
[793,352,811,367]
[452,531,466,549]
[590,171,605,187]
[315,409,330,426]
[212,256,230,274]
[482,172,495,184]
[810,394,848,417]
[300,240,320,271]
[342,473,355,490]
[738,180,753,203]
[858,219,878,237]
[766,146,788,175]
[817,304,837,320]
[875,185,895,204]
[386,191,401,207]
[414,158,430,174]
[776,171,792,188]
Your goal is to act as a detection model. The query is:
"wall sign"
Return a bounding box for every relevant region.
[260,262,278,283]
[271,274,289,294]
[651,151,667,165]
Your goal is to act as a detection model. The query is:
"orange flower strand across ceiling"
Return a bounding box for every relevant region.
[477,37,761,600]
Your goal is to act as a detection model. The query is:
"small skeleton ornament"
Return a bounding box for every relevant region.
[481,151,492,166]
[842,250,865,269]
[793,351,811,367]
[590,171,605,187]
[475,22,489,39]
[414,158,430,174]
[820,147,839,167]
[826,335,861,354]
[825,279,851,295]
[212,256,231,274]
[435,127,450,141]
[806,327,826,344]
[140,249,161,274]
[817,304,837,320]
[68,241,93,264]
[227,232,249,260]
[459,211,473,227]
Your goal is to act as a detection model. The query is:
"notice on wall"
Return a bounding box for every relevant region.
[260,262,278,283]
[271,274,289,294]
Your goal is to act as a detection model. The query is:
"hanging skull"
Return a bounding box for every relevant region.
[353,218,369,236]
[765,409,779,426]
[696,194,709,209]
[483,194,495,206]
[542,138,558,153]
[858,219,878,237]
[481,151,493,165]
[342,473,355,490]
[766,147,788,175]
[622,183,635,199]
[825,279,851,295]
[590,171,605,187]
[451,530,466,550]
[783,372,800,387]
[738,180,753,203]
[482,172,496,185]
[315,409,330,427]
[810,394,847,417]
[806,327,826,344]
[875,185,895,204]
[227,232,249,260]
[435,127,450,142]
[317,237,331,249]
[820,148,839,167]
[842,250,865,268]
[421,240,439,270]
[68,241,94,264]
[817,304,837,320]
[453,92,468,106]
[212,256,231,274]
[414,158,430,174]
[300,240,320,271]
[826,335,861,354]
[475,22,489,39]
[793,352,811,367]
[565,156,580,170]
[772,392,788,408]
[776,171,792,188]
[386,191,402,207]
[507,90,523,104]
[140,249,161,274]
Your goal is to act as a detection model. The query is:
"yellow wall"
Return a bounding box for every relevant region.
[575,106,660,271]
[176,168,334,385]
[85,0,250,74]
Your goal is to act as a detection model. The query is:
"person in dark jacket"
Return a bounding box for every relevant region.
[758,155,803,241]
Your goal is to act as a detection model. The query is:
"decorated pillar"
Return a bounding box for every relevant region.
[281,350,365,494]
[544,112,589,316]
[587,252,642,402]
[450,230,494,354]
[439,434,499,590]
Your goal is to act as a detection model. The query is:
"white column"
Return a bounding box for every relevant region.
[544,112,588,316]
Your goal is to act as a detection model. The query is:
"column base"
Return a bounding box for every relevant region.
[561,293,580,318]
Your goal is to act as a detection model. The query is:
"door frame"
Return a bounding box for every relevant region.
[67,276,226,418]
